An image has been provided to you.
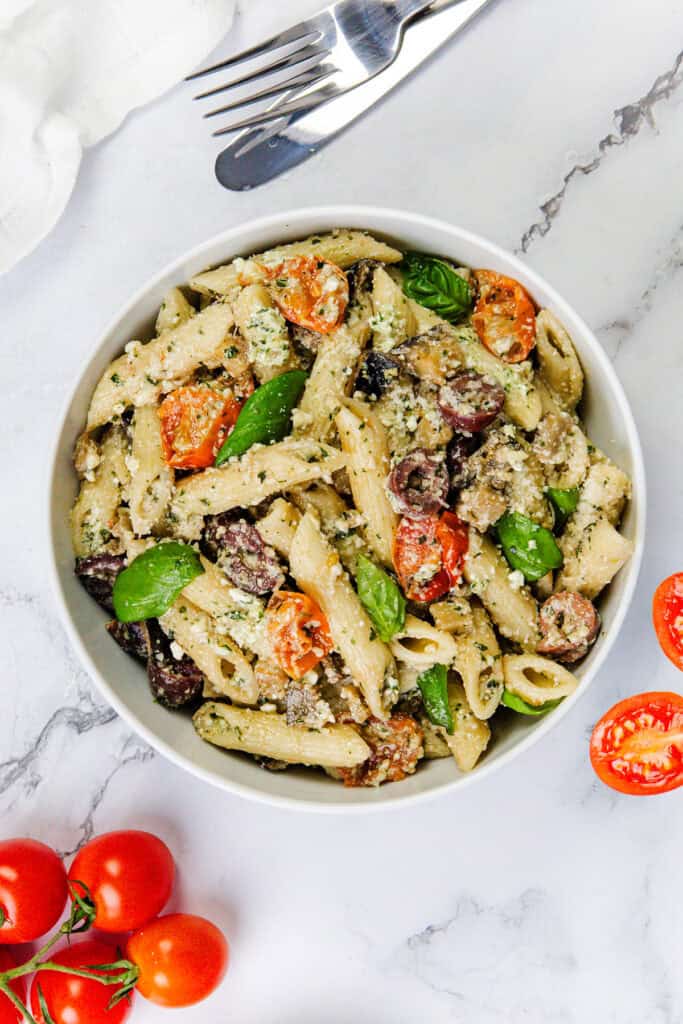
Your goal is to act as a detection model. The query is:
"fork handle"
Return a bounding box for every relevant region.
[392,0,441,19]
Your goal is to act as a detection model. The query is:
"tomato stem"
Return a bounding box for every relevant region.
[0,980,34,1023]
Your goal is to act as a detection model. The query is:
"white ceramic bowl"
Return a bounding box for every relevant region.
[48,206,646,812]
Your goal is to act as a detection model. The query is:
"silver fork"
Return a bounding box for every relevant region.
[188,0,441,137]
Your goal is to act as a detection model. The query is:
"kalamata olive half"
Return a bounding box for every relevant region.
[447,432,481,490]
[537,591,600,664]
[354,351,400,398]
[438,369,505,432]
[106,619,151,662]
[147,621,204,708]
[388,449,449,518]
[75,554,126,612]
[203,513,284,594]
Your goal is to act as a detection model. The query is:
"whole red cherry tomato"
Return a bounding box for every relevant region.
[30,940,133,1024]
[0,839,67,943]
[0,949,27,1023]
[68,830,174,933]
[127,913,228,1007]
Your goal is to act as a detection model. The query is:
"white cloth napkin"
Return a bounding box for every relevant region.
[0,0,235,275]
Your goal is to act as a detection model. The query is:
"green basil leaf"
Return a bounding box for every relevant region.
[547,486,579,531]
[417,664,454,734]
[356,554,406,643]
[215,369,307,465]
[401,252,472,323]
[112,542,204,623]
[496,512,563,582]
[501,689,563,716]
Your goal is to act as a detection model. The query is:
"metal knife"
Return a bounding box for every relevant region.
[215,0,495,190]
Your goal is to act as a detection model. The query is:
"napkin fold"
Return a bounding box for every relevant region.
[0,0,235,275]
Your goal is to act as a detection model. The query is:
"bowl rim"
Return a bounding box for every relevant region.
[47,204,646,814]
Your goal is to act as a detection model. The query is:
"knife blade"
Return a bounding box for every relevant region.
[215,0,495,191]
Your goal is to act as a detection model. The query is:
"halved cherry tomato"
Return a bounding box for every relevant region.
[159,385,243,468]
[0,950,27,1024]
[127,913,228,1008]
[68,830,174,933]
[266,591,333,679]
[30,939,133,1024]
[472,270,536,363]
[265,256,349,333]
[0,839,67,944]
[652,573,683,671]
[393,512,468,603]
[590,692,683,795]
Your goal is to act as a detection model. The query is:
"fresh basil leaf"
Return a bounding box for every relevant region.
[112,542,204,623]
[547,486,579,531]
[401,252,472,323]
[215,369,307,465]
[501,689,563,716]
[356,554,406,643]
[417,664,454,734]
[496,512,563,582]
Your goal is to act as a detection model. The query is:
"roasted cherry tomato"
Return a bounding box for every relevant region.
[0,950,27,1023]
[127,913,228,1008]
[0,839,67,943]
[68,830,174,934]
[652,573,683,671]
[393,512,468,602]
[159,385,243,468]
[590,692,683,795]
[266,591,333,679]
[266,256,349,333]
[30,940,133,1024]
[472,270,536,363]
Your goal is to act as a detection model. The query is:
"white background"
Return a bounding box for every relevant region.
[1,1,682,1020]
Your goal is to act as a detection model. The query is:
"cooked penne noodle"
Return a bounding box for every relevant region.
[233,283,295,382]
[255,499,301,558]
[503,653,578,705]
[390,614,457,669]
[335,400,397,566]
[453,603,504,720]
[194,702,371,767]
[155,287,195,333]
[127,405,173,535]
[289,512,394,720]
[71,427,130,556]
[535,309,584,410]
[464,529,539,649]
[190,230,402,297]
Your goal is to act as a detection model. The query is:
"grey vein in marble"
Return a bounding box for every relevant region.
[518,49,683,253]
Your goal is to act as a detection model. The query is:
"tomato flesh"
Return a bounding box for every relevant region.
[159,385,243,468]
[472,270,536,363]
[68,830,174,933]
[0,950,27,1024]
[652,572,683,671]
[266,591,333,679]
[393,512,468,602]
[266,256,349,333]
[127,913,228,1008]
[0,839,67,944]
[590,692,683,795]
[30,940,133,1024]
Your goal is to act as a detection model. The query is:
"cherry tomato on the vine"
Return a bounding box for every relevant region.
[0,950,27,1023]
[68,831,174,933]
[127,913,228,1008]
[0,839,67,943]
[30,940,133,1024]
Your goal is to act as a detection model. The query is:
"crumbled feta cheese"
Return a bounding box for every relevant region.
[508,570,525,590]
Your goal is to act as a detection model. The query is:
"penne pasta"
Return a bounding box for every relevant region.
[503,653,578,705]
[127,405,173,535]
[464,529,539,649]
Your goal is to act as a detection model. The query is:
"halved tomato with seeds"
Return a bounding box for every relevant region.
[472,270,536,363]
[265,256,349,334]
[159,385,243,469]
[393,512,468,603]
[266,591,333,679]
[590,692,683,795]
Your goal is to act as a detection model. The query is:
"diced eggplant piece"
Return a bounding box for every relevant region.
[354,351,400,398]
[75,554,126,612]
[147,621,204,709]
[106,619,151,662]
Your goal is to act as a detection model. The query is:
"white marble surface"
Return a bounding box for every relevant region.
[1,1,682,1020]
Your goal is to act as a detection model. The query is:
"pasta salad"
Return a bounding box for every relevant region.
[71,229,633,786]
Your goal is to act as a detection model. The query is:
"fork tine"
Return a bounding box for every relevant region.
[211,76,337,137]
[192,43,331,101]
[202,68,331,119]
[186,22,321,83]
